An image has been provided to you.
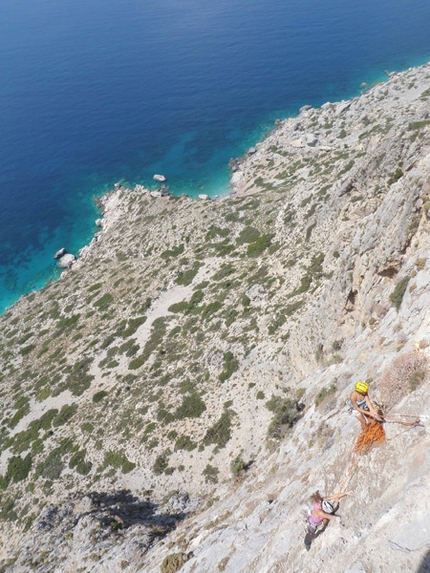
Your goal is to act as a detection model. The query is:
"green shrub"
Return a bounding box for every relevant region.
[122,316,147,337]
[36,448,64,480]
[175,394,206,420]
[168,301,190,314]
[408,120,430,130]
[201,301,222,320]
[153,453,169,475]
[69,449,92,475]
[0,497,17,521]
[129,318,168,369]
[81,422,94,434]
[218,351,239,382]
[388,168,404,185]
[256,391,265,400]
[202,464,219,484]
[389,276,410,310]
[161,244,184,260]
[203,410,233,449]
[305,222,316,241]
[94,293,113,310]
[236,226,261,245]
[3,454,32,485]
[92,391,109,403]
[53,403,78,426]
[20,344,36,356]
[9,409,59,454]
[339,159,354,175]
[62,357,94,396]
[266,395,303,439]
[241,295,251,308]
[246,235,272,257]
[230,455,249,477]
[213,264,236,281]
[205,226,229,240]
[174,435,197,451]
[103,451,135,474]
[8,398,30,429]
[175,262,201,286]
[332,339,344,351]
[268,314,286,334]
[118,339,139,357]
[56,314,80,330]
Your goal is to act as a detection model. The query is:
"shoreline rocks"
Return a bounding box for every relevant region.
[53,248,66,260]
[57,253,76,269]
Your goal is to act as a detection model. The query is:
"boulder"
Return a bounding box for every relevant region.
[58,254,76,269]
[54,248,66,260]
[198,194,210,201]
[231,172,243,186]
[306,133,318,147]
[153,174,166,182]
[95,219,103,227]
[337,101,352,115]
[299,104,312,114]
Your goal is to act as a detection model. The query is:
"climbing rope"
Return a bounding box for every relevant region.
[339,455,359,494]
[338,412,424,494]
[354,422,386,454]
[385,421,422,441]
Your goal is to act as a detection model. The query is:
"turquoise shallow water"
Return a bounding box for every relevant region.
[1,0,430,312]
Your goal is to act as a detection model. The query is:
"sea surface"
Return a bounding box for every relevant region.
[1,0,430,313]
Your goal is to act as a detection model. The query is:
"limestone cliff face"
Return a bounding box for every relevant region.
[1,63,430,572]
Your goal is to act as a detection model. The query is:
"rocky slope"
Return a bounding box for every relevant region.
[1,62,430,572]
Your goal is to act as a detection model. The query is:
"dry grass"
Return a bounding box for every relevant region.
[378,351,428,409]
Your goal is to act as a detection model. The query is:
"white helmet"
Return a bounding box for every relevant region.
[322,500,335,514]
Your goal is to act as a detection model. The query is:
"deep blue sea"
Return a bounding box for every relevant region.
[1,0,430,313]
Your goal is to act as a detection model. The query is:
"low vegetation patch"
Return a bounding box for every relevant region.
[218,351,239,382]
[315,382,337,407]
[203,409,234,449]
[160,553,189,573]
[202,463,219,484]
[389,276,410,310]
[266,395,304,439]
[103,450,136,474]
[246,234,272,257]
[174,393,206,420]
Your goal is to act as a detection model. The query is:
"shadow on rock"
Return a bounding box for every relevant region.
[37,488,192,539]
[417,548,430,573]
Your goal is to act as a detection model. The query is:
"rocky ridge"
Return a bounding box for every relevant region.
[0,62,430,572]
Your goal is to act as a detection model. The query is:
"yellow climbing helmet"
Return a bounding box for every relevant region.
[355,381,369,394]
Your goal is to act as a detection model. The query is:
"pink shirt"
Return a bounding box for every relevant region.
[309,502,324,525]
